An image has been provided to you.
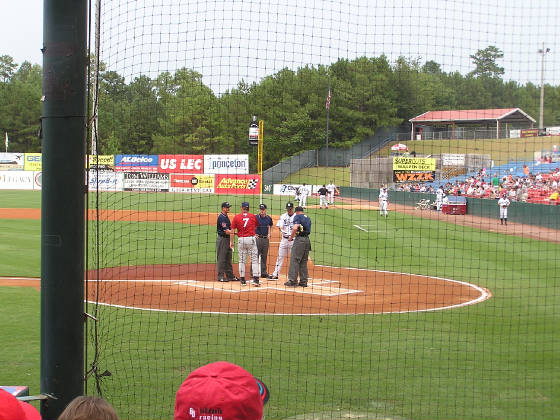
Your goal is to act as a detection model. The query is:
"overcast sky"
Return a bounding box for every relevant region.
[2,0,558,94]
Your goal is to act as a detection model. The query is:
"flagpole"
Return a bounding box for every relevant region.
[325,73,330,167]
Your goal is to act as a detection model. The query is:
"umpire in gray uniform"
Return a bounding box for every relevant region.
[216,202,237,282]
[285,206,312,287]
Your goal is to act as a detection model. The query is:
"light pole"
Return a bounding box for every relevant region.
[538,43,550,130]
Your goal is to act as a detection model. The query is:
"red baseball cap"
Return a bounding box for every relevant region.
[174,361,269,420]
[0,389,41,420]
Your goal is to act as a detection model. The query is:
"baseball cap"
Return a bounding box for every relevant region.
[295,206,304,212]
[259,204,267,210]
[174,361,269,420]
[241,202,250,208]
[285,202,294,209]
[0,389,41,420]
[221,202,231,208]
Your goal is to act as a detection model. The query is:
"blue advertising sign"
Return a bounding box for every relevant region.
[114,155,159,172]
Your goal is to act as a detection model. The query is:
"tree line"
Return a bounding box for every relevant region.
[1,47,559,170]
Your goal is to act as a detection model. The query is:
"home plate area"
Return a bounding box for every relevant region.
[87,264,489,315]
[175,277,362,296]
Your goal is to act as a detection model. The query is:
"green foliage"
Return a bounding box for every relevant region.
[1,49,559,166]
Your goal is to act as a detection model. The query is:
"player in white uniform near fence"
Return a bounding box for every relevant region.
[268,202,295,280]
[299,183,309,208]
[379,186,389,217]
[498,194,510,225]
[436,186,444,211]
[327,181,338,204]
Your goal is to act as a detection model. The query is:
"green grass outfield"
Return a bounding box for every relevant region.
[1,190,559,419]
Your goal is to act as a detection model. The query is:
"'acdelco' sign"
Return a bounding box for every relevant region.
[158,155,203,174]
[114,155,159,172]
[204,154,249,174]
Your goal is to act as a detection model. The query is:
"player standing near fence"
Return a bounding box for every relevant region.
[216,202,237,282]
[379,186,389,217]
[255,203,273,278]
[498,193,510,225]
[436,185,444,211]
[268,202,295,280]
[327,181,338,205]
[300,183,309,208]
[231,202,261,286]
[285,206,312,287]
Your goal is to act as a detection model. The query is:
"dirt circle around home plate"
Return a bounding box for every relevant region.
[0,206,492,315]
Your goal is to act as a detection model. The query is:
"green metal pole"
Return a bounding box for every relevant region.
[41,0,87,418]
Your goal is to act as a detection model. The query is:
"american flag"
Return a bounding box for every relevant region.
[325,89,331,110]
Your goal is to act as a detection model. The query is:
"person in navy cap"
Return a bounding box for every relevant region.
[254,204,273,278]
[216,202,237,282]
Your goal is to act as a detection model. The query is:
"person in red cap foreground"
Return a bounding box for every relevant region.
[174,361,269,420]
[0,388,41,420]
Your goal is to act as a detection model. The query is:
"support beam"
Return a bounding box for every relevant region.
[41,0,87,418]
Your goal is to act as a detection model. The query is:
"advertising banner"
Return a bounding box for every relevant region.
[393,171,435,183]
[115,155,159,172]
[88,170,124,191]
[24,153,42,171]
[520,128,539,138]
[204,154,249,174]
[214,174,261,195]
[0,170,34,189]
[393,157,436,171]
[123,172,169,192]
[0,153,24,170]
[170,174,214,193]
[158,154,204,174]
[33,172,42,190]
[88,155,115,170]
[442,153,465,166]
[262,183,273,195]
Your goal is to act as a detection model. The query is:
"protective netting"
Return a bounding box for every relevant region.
[86,1,560,418]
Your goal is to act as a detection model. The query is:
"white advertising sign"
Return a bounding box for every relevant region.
[442,153,465,166]
[88,170,124,191]
[0,170,34,190]
[204,154,249,174]
[123,172,170,192]
[0,153,24,170]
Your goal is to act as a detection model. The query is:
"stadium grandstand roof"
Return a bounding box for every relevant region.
[409,108,536,124]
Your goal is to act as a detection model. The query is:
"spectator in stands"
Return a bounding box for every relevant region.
[174,361,269,420]
[0,389,41,420]
[58,396,118,420]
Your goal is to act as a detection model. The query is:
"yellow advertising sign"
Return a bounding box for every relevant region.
[392,157,436,171]
[87,155,114,167]
[24,153,42,171]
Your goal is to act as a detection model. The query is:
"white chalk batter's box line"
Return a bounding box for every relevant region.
[90,278,362,297]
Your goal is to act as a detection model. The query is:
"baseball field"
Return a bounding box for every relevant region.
[1,189,559,419]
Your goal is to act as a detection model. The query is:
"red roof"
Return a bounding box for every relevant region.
[410,108,535,123]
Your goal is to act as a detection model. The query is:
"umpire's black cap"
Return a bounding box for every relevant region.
[295,206,304,212]
[286,202,294,209]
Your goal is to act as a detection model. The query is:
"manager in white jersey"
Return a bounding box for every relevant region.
[379,186,389,217]
[268,202,296,280]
